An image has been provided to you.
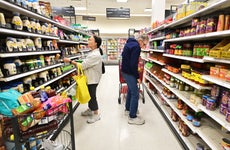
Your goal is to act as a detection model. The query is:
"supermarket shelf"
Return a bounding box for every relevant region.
[56,87,65,94]
[79,41,88,45]
[147,82,228,150]
[144,75,163,93]
[68,55,81,60]
[0,63,62,82]
[0,50,61,58]
[203,56,230,64]
[141,49,150,52]
[147,25,165,34]
[79,49,90,53]
[65,82,76,92]
[34,68,76,91]
[0,0,91,35]
[165,0,230,28]
[58,40,80,44]
[146,88,202,150]
[148,58,165,66]
[164,30,230,42]
[163,54,204,63]
[162,68,211,90]
[196,118,229,150]
[149,49,164,53]
[202,75,230,89]
[145,68,200,112]
[198,105,230,131]
[140,56,149,62]
[0,27,59,39]
[161,94,197,133]
[149,36,165,42]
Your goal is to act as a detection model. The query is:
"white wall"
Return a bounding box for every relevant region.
[71,16,151,38]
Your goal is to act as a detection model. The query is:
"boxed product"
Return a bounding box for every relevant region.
[209,39,230,58]
[176,4,187,20]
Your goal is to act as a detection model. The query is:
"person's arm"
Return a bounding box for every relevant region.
[130,46,141,79]
[63,57,79,68]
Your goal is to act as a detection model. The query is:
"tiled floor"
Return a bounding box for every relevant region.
[69,66,183,150]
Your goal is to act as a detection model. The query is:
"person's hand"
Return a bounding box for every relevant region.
[63,57,71,63]
[137,79,142,84]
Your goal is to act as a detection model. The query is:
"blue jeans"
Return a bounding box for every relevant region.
[122,72,139,118]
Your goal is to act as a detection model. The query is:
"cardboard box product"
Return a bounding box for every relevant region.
[209,39,230,58]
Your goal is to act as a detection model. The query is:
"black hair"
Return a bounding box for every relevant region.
[93,35,102,48]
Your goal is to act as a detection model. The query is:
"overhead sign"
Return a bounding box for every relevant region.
[82,16,96,21]
[52,6,75,16]
[106,8,130,18]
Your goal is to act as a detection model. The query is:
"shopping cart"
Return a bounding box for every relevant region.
[118,58,145,104]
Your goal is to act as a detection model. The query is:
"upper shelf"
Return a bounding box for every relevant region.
[164,30,230,42]
[147,25,165,34]
[58,40,80,44]
[0,50,61,58]
[149,49,164,53]
[0,0,90,36]
[0,28,59,39]
[163,54,204,63]
[149,36,165,42]
[202,75,230,89]
[162,68,211,90]
[165,0,230,28]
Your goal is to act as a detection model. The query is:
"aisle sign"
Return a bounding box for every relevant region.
[106,8,130,18]
[82,16,96,21]
[52,6,75,16]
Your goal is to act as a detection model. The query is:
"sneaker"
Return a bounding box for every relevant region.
[87,114,101,124]
[81,109,93,116]
[128,116,145,125]
[125,110,140,116]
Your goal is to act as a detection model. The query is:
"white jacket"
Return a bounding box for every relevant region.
[81,48,102,84]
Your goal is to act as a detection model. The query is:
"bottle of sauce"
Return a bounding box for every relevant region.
[12,12,23,30]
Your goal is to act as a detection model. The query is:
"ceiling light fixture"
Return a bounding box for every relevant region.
[116,0,128,3]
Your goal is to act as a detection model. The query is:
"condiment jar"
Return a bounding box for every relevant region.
[6,37,17,52]
[30,18,36,33]
[12,12,23,30]
[22,16,31,32]
[34,37,42,49]
[4,61,17,75]
[36,19,41,34]
[0,13,6,27]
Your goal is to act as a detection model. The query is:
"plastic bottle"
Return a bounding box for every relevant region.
[39,86,48,103]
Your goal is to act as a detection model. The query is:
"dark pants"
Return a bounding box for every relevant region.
[87,84,98,111]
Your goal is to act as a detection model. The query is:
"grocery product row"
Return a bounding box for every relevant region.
[144,66,230,150]
[143,1,230,149]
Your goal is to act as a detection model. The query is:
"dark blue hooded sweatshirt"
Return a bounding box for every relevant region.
[121,38,141,79]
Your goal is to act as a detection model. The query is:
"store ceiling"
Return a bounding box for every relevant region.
[48,0,185,16]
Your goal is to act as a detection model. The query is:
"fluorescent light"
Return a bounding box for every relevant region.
[144,8,152,12]
[116,0,128,2]
[75,7,87,10]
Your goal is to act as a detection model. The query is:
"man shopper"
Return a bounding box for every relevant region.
[121,34,149,125]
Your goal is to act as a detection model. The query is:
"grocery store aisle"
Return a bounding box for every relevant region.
[71,66,183,150]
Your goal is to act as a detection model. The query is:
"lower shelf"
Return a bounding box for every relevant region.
[144,84,209,150]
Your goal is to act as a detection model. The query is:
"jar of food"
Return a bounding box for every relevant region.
[30,18,36,33]
[12,12,23,30]
[25,38,35,51]
[202,94,209,106]
[36,19,41,34]
[179,81,185,91]
[206,97,217,111]
[196,143,204,150]
[17,39,26,51]
[34,37,42,49]
[22,16,31,32]
[221,138,230,149]
[6,37,17,52]
[4,61,17,75]
[220,104,228,115]
[0,13,6,27]
[41,23,48,34]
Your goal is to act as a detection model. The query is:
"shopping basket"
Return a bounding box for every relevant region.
[118,58,145,104]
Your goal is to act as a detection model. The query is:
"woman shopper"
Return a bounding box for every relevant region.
[63,35,103,124]
[121,34,149,125]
